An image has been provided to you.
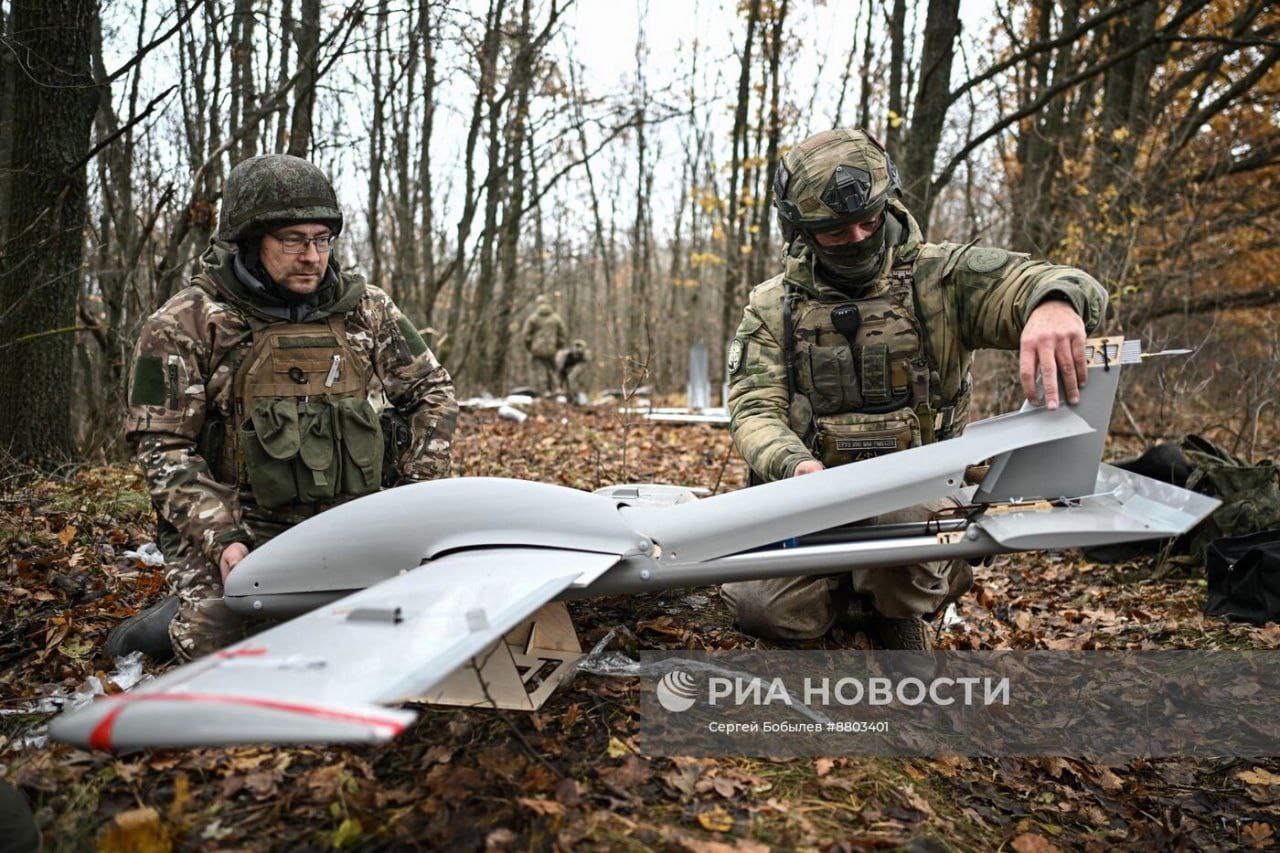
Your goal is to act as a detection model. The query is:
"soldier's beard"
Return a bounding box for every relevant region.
[238,239,325,302]
[810,218,887,288]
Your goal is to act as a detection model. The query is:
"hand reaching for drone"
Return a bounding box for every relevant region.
[1020,299,1088,410]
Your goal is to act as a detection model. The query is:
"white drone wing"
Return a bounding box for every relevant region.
[49,547,619,750]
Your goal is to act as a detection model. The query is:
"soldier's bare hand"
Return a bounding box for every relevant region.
[219,543,249,582]
[1019,299,1087,410]
[793,460,825,476]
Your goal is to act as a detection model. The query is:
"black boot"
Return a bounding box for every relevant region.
[105,596,178,662]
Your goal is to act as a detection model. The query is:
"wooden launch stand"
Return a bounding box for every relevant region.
[414,602,583,711]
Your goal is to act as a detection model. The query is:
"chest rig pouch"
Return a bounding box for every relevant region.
[788,265,960,469]
[231,314,384,508]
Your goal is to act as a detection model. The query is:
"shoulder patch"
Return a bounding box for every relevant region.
[964,247,1011,274]
[396,315,428,357]
[130,355,167,406]
[727,338,746,375]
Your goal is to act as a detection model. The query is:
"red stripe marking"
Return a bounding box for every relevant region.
[88,703,128,751]
[83,692,407,751]
[217,646,269,659]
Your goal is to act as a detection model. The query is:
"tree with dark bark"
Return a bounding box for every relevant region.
[0,0,100,468]
[287,0,322,158]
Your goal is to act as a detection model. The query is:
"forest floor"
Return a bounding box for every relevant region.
[3,401,1280,850]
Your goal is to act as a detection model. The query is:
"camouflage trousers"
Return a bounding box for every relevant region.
[558,363,586,398]
[164,550,258,660]
[533,355,557,394]
[720,501,973,640]
[164,514,292,660]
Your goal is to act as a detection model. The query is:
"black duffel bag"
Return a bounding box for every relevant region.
[1205,530,1280,625]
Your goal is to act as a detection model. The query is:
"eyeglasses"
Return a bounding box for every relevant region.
[270,232,337,254]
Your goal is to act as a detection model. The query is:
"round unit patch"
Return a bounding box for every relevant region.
[965,247,1010,273]
[727,338,745,375]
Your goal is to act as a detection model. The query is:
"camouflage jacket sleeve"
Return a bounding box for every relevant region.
[370,291,458,481]
[726,282,816,482]
[125,303,247,567]
[936,245,1109,351]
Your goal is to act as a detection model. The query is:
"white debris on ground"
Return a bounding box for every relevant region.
[618,405,731,425]
[108,651,150,691]
[122,542,165,566]
[458,393,539,423]
[497,405,527,423]
[458,392,535,410]
[0,653,153,750]
[941,602,966,630]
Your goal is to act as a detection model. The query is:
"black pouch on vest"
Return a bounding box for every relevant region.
[1205,530,1280,625]
[380,410,413,487]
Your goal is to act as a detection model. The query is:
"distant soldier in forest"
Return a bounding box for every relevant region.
[522,295,567,394]
[723,128,1108,650]
[108,155,458,662]
[555,338,592,400]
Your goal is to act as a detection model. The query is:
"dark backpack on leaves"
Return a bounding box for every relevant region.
[1180,435,1280,564]
[1205,531,1280,625]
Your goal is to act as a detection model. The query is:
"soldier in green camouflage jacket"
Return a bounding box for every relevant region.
[522,295,568,394]
[722,128,1108,650]
[111,155,458,662]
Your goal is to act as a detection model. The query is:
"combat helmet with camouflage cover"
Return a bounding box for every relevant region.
[218,154,344,242]
[773,128,902,284]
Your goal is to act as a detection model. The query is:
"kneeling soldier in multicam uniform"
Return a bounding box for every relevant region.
[722,128,1108,650]
[108,154,458,662]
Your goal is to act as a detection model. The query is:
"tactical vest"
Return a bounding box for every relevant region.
[784,261,969,469]
[194,291,386,509]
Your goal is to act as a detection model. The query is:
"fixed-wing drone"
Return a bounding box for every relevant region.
[51,338,1217,750]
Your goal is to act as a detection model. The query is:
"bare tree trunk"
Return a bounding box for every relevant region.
[489,0,534,389]
[831,0,858,128]
[885,0,907,159]
[628,18,650,359]
[0,5,16,247]
[754,0,787,285]
[455,1,510,380]
[901,0,960,232]
[86,2,152,455]
[416,0,438,320]
[719,0,760,361]
[366,0,389,291]
[442,0,505,366]
[526,130,546,295]
[390,5,420,315]
[570,62,615,314]
[857,0,874,129]
[230,0,258,162]
[287,0,321,158]
[274,0,294,152]
[0,0,99,468]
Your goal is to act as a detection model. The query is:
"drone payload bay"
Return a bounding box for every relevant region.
[51,338,1216,750]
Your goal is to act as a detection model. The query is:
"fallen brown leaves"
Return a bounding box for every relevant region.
[2,403,1279,848]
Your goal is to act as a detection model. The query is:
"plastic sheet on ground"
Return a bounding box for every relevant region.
[122,542,165,567]
[570,629,832,725]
